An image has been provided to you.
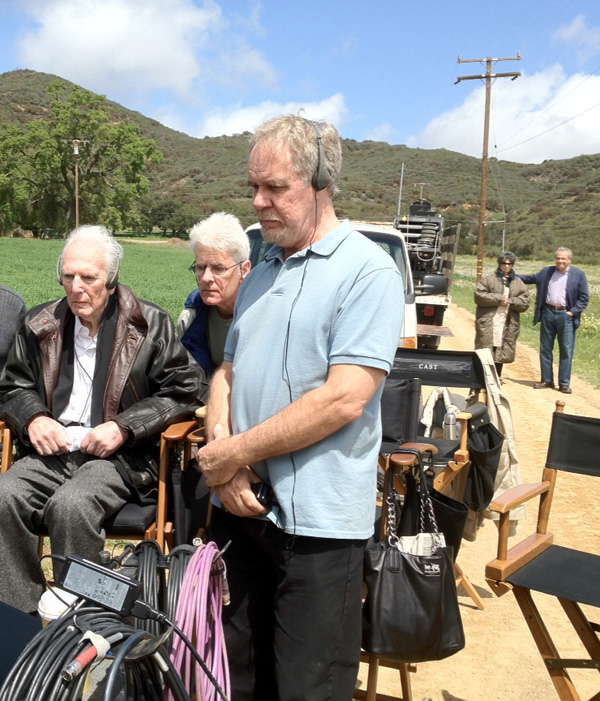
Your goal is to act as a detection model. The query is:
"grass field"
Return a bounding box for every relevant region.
[1,237,194,322]
[2,239,599,388]
[452,255,600,389]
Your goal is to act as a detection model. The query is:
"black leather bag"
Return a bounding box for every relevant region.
[398,471,469,560]
[362,450,466,663]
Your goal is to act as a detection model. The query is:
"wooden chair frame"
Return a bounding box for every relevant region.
[485,400,600,701]
[359,349,497,701]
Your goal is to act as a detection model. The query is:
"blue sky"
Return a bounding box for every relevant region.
[1,0,599,164]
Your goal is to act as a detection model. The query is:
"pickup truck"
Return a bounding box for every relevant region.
[244,222,419,349]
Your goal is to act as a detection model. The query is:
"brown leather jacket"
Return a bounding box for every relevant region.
[0,284,203,449]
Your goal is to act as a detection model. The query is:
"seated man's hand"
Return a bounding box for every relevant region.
[80,421,128,459]
[216,467,267,518]
[27,416,72,455]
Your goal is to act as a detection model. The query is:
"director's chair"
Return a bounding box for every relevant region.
[486,401,600,701]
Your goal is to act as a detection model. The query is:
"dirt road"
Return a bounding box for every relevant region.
[356,304,600,701]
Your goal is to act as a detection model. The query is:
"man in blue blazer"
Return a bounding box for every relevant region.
[519,247,589,394]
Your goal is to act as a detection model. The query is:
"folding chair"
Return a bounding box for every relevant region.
[357,444,438,701]
[485,401,600,701]
[381,347,507,610]
[357,350,502,700]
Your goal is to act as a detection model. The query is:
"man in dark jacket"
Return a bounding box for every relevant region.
[0,225,203,613]
[0,284,26,375]
[519,247,589,394]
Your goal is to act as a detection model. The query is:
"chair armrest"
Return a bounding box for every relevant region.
[389,442,438,469]
[486,532,554,587]
[186,428,205,444]
[161,420,199,441]
[487,481,551,514]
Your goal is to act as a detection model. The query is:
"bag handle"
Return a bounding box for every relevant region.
[389,447,440,538]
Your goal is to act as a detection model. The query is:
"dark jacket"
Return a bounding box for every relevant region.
[0,284,26,374]
[0,284,203,497]
[474,270,531,364]
[519,266,589,330]
[180,289,213,376]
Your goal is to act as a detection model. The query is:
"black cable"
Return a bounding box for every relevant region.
[102,630,148,701]
[134,540,163,635]
[132,600,228,701]
[165,545,195,622]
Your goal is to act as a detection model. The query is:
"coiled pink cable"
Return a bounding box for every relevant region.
[167,540,230,701]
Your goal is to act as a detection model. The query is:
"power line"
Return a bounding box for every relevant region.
[495,99,600,155]
[497,63,600,151]
[456,53,521,281]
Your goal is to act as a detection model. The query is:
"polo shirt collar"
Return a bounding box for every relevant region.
[264,219,353,263]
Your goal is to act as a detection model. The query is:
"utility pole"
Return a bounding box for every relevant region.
[456,54,521,281]
[65,138,88,228]
[74,141,80,228]
[414,182,428,200]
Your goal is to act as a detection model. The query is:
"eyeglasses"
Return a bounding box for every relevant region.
[189,262,241,277]
[500,261,514,266]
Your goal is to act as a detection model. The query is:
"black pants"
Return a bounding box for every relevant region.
[210,508,366,701]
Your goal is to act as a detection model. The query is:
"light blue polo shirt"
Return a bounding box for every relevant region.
[224,219,404,539]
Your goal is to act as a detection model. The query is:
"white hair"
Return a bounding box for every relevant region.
[58,225,123,287]
[189,212,249,262]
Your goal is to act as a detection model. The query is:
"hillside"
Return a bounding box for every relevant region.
[1,69,599,262]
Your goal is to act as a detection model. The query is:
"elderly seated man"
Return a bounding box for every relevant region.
[0,225,203,613]
[178,212,251,380]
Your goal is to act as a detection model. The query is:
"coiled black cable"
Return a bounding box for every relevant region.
[0,606,195,701]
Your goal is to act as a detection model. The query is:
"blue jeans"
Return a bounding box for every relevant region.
[539,306,575,386]
[210,507,365,701]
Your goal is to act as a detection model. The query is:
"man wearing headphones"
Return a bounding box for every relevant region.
[0,225,203,614]
[198,115,404,700]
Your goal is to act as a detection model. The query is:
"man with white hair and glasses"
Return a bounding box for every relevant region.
[178,212,251,387]
[0,224,203,613]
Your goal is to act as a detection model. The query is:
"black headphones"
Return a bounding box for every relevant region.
[309,122,332,192]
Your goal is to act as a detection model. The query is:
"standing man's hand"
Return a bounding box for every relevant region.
[80,421,128,458]
[216,467,267,517]
[197,423,238,487]
[27,416,72,455]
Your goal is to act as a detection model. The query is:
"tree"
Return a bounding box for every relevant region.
[0,82,162,235]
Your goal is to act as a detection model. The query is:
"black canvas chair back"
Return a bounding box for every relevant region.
[380,376,422,455]
[486,404,600,701]
[392,347,486,389]
[389,349,503,499]
[546,411,600,478]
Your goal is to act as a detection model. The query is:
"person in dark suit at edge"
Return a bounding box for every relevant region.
[519,247,589,394]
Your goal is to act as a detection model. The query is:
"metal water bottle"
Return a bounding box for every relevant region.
[443,411,459,440]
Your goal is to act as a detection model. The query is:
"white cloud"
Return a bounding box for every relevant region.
[553,14,600,63]
[185,93,348,137]
[407,65,600,164]
[365,123,396,143]
[16,0,276,103]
